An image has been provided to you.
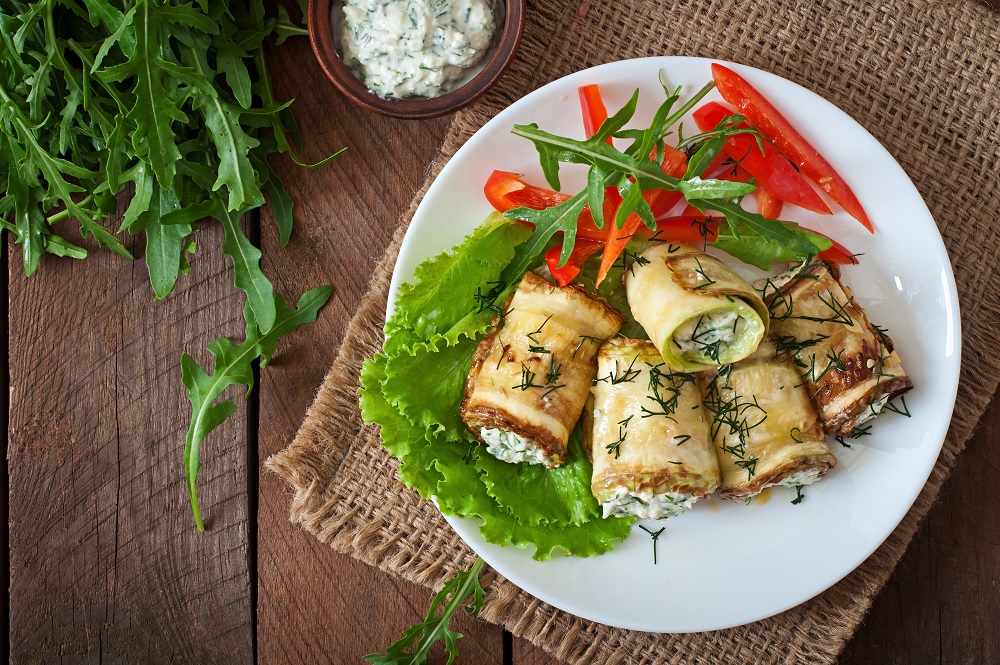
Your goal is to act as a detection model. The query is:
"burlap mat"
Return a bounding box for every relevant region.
[267,0,1000,661]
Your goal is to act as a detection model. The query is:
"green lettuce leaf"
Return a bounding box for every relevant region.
[436,447,634,561]
[363,214,636,562]
[477,427,600,526]
[386,213,531,354]
[381,333,479,442]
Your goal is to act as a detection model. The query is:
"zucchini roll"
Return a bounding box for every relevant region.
[701,340,837,500]
[625,243,769,372]
[586,338,720,518]
[761,260,913,436]
[460,271,625,468]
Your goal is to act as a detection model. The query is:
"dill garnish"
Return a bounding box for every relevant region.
[690,256,717,289]
[885,395,911,417]
[512,363,542,391]
[545,356,562,385]
[596,354,642,385]
[526,315,553,344]
[791,485,805,505]
[573,335,604,358]
[606,415,632,458]
[637,525,666,565]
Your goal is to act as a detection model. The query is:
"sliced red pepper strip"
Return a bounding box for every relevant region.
[636,215,720,245]
[756,183,783,220]
[817,236,861,264]
[693,102,831,215]
[646,145,688,218]
[711,163,784,220]
[484,170,569,212]
[711,63,873,233]
[545,237,604,286]
[579,84,613,144]
[483,170,609,242]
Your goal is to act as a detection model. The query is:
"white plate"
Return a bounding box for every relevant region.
[387,57,960,632]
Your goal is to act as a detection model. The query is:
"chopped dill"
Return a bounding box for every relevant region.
[791,485,805,505]
[574,335,604,358]
[885,395,911,417]
[526,315,553,344]
[596,353,642,385]
[545,356,562,385]
[637,525,666,565]
[512,363,542,391]
[606,415,633,458]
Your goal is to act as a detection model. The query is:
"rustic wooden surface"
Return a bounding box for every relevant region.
[7,30,1000,665]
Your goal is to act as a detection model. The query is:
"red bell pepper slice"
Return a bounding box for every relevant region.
[483,171,609,242]
[756,181,783,219]
[579,84,613,144]
[711,63,874,233]
[693,102,831,215]
[646,145,688,218]
[817,236,861,265]
[710,163,784,220]
[636,215,720,245]
[546,238,604,287]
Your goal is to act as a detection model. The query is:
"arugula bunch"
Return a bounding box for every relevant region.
[0,0,338,529]
[360,215,635,561]
[503,77,831,274]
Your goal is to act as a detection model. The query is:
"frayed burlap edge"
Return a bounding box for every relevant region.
[267,0,1000,662]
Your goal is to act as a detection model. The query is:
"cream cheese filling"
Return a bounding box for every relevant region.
[481,427,548,466]
[601,486,699,520]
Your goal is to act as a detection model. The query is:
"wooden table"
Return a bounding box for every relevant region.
[7,34,1000,664]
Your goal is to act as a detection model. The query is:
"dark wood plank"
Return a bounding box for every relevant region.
[8,215,253,662]
[840,391,1000,665]
[255,35,505,663]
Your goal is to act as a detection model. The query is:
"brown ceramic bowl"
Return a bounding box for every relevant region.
[308,0,525,119]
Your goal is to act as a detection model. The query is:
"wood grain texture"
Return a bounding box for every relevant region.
[839,391,1000,665]
[254,35,504,663]
[8,216,253,663]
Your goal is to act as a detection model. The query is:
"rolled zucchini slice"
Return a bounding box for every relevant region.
[460,271,625,468]
[625,243,769,372]
[586,338,720,518]
[761,259,913,437]
[700,340,837,500]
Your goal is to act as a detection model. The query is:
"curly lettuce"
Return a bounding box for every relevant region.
[359,214,634,560]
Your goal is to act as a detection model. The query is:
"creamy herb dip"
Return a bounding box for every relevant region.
[339,0,496,99]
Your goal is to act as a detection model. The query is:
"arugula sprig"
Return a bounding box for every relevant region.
[183,287,332,531]
[502,80,832,275]
[364,557,486,665]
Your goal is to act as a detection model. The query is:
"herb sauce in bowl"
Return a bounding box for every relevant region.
[339,0,496,99]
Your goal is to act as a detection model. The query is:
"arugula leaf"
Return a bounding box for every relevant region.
[214,200,276,332]
[363,557,486,665]
[131,180,191,299]
[501,191,587,279]
[688,198,830,269]
[182,287,331,531]
[101,1,188,190]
